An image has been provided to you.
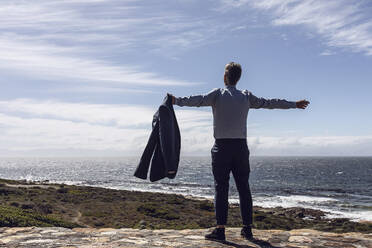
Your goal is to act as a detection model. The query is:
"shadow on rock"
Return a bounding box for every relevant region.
[210,238,280,248]
[249,238,281,248]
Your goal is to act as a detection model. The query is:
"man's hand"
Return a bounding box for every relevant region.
[167,93,176,104]
[296,99,310,109]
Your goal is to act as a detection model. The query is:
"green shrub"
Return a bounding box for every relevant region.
[21,203,34,209]
[199,201,214,211]
[57,188,69,194]
[0,205,80,228]
[137,203,179,220]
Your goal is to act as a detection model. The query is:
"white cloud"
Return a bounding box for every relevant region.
[0,38,197,87]
[0,113,148,152]
[319,50,334,56]
[221,0,372,56]
[0,99,155,128]
[0,0,223,52]
[0,0,221,90]
[46,86,158,94]
[0,99,214,156]
[1,99,372,156]
[248,135,372,156]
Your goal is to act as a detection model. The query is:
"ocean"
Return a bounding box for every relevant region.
[0,156,371,222]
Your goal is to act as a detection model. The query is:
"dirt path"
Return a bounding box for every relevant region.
[71,209,91,228]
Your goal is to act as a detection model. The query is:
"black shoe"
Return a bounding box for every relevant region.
[241,226,253,240]
[205,227,226,241]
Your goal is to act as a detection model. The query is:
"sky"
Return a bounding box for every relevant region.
[0,0,372,157]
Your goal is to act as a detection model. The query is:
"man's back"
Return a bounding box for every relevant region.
[213,85,250,139]
[175,84,297,139]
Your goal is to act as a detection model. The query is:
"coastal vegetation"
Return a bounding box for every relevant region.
[0,178,371,233]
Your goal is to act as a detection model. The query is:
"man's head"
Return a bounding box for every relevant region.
[224,62,242,86]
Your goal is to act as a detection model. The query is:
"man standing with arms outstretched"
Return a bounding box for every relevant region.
[171,62,309,241]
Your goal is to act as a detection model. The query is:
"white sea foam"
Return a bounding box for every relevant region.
[253,194,372,222]
[254,195,338,209]
[325,210,372,222]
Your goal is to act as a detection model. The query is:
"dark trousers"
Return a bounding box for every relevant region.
[211,138,253,226]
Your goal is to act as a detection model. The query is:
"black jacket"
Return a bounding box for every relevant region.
[134,93,181,182]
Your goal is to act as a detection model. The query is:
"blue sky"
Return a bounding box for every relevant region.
[0,0,372,156]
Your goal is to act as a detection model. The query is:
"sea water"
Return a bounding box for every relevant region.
[0,156,371,222]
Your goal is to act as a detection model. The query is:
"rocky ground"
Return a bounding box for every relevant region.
[0,227,371,248]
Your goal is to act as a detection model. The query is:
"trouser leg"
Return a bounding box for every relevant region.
[234,173,253,225]
[211,141,231,226]
[232,142,253,226]
[213,175,230,225]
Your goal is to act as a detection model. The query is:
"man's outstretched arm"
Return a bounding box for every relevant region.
[170,88,219,107]
[248,92,309,109]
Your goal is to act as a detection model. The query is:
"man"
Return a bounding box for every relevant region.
[171,62,309,241]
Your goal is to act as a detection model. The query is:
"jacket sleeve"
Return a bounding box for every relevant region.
[175,88,219,107]
[247,91,297,109]
[133,121,159,179]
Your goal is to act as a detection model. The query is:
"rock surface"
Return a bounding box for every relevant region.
[0,227,371,248]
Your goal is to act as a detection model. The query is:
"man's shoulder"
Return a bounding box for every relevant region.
[208,87,253,96]
[236,88,252,95]
[208,88,222,95]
